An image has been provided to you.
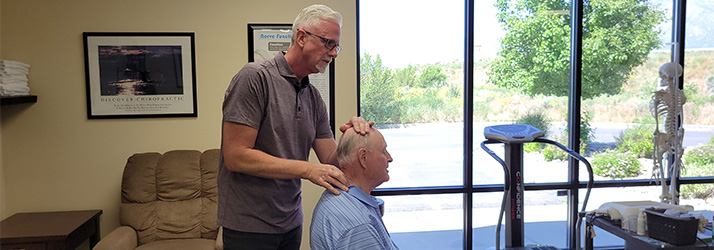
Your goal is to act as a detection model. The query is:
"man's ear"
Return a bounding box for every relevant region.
[296,30,307,48]
[357,148,368,169]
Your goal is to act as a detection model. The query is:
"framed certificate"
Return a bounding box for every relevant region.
[83,32,197,119]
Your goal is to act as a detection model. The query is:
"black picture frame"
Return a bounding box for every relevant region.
[83,32,197,119]
[247,24,335,134]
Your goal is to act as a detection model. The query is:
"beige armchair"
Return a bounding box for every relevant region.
[93,149,223,250]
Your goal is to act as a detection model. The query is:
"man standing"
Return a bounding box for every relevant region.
[310,128,399,250]
[219,4,372,250]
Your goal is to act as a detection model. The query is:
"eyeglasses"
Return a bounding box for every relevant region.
[302,29,341,54]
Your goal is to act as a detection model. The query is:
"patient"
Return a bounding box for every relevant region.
[310,127,399,250]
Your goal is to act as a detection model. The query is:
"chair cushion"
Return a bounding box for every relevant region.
[135,238,216,250]
[120,149,220,245]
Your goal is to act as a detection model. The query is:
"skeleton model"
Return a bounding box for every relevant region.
[650,62,686,204]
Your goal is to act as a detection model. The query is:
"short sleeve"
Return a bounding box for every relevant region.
[223,64,268,129]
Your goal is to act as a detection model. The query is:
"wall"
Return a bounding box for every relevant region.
[0,0,5,218]
[0,1,358,249]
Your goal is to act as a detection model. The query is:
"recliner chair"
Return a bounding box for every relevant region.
[93,149,223,250]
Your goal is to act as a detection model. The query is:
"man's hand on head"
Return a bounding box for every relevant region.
[339,116,374,135]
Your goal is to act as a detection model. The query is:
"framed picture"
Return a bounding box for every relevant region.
[247,24,335,133]
[83,32,197,119]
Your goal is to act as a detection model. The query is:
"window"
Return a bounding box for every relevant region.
[680,0,714,209]
[358,1,714,249]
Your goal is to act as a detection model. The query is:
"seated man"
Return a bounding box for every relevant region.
[310,128,399,250]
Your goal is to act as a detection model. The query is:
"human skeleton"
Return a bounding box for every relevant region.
[650,62,686,204]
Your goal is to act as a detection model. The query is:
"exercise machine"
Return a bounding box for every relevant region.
[481,124,594,250]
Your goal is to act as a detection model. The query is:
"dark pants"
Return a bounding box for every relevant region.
[223,226,302,250]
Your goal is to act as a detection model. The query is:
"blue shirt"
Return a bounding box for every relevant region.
[310,186,399,250]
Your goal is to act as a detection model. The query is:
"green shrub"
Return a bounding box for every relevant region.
[562,110,595,146]
[542,143,565,161]
[542,133,568,161]
[615,124,655,159]
[684,83,704,105]
[541,132,592,162]
[524,141,542,153]
[684,144,714,166]
[591,149,642,179]
[541,111,594,161]
[680,162,714,199]
[515,110,550,153]
[578,111,596,145]
[706,75,714,98]
[679,144,714,199]
[515,110,550,135]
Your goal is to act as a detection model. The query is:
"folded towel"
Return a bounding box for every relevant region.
[0,67,30,74]
[0,72,28,76]
[0,80,29,86]
[0,74,29,82]
[0,85,31,96]
[0,64,30,69]
[0,83,30,91]
[0,91,31,97]
[0,60,31,69]
[0,70,30,76]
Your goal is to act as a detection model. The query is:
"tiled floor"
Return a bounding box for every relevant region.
[390,221,625,250]
[384,203,618,249]
[390,210,713,250]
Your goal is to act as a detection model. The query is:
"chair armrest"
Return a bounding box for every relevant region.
[93,226,138,250]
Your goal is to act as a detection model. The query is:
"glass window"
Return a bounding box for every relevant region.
[474,1,576,247]
[381,194,463,249]
[681,0,714,211]
[360,0,464,188]
[582,0,672,182]
[578,0,703,207]
[473,192,509,249]
[359,1,712,249]
[474,0,574,184]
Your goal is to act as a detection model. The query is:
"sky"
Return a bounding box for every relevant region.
[359,0,504,69]
[358,0,709,70]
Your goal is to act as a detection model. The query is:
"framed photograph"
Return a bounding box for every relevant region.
[83,32,197,119]
[247,24,335,133]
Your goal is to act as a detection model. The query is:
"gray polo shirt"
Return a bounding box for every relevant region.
[218,52,333,233]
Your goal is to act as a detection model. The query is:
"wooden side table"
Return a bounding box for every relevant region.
[1,210,102,250]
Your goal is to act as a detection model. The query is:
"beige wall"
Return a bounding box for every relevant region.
[0,1,358,249]
[0,0,4,220]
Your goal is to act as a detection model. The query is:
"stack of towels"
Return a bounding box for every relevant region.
[0,60,31,96]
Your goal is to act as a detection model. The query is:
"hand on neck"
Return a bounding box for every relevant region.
[342,167,374,194]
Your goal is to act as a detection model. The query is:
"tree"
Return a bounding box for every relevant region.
[488,0,666,99]
[394,65,418,88]
[360,53,402,124]
[418,65,448,88]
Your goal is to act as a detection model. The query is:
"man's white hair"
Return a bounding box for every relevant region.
[336,130,371,167]
[291,4,343,44]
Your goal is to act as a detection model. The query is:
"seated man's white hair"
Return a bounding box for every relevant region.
[336,129,372,167]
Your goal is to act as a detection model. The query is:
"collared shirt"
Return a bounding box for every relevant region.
[310,186,400,250]
[218,52,333,233]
